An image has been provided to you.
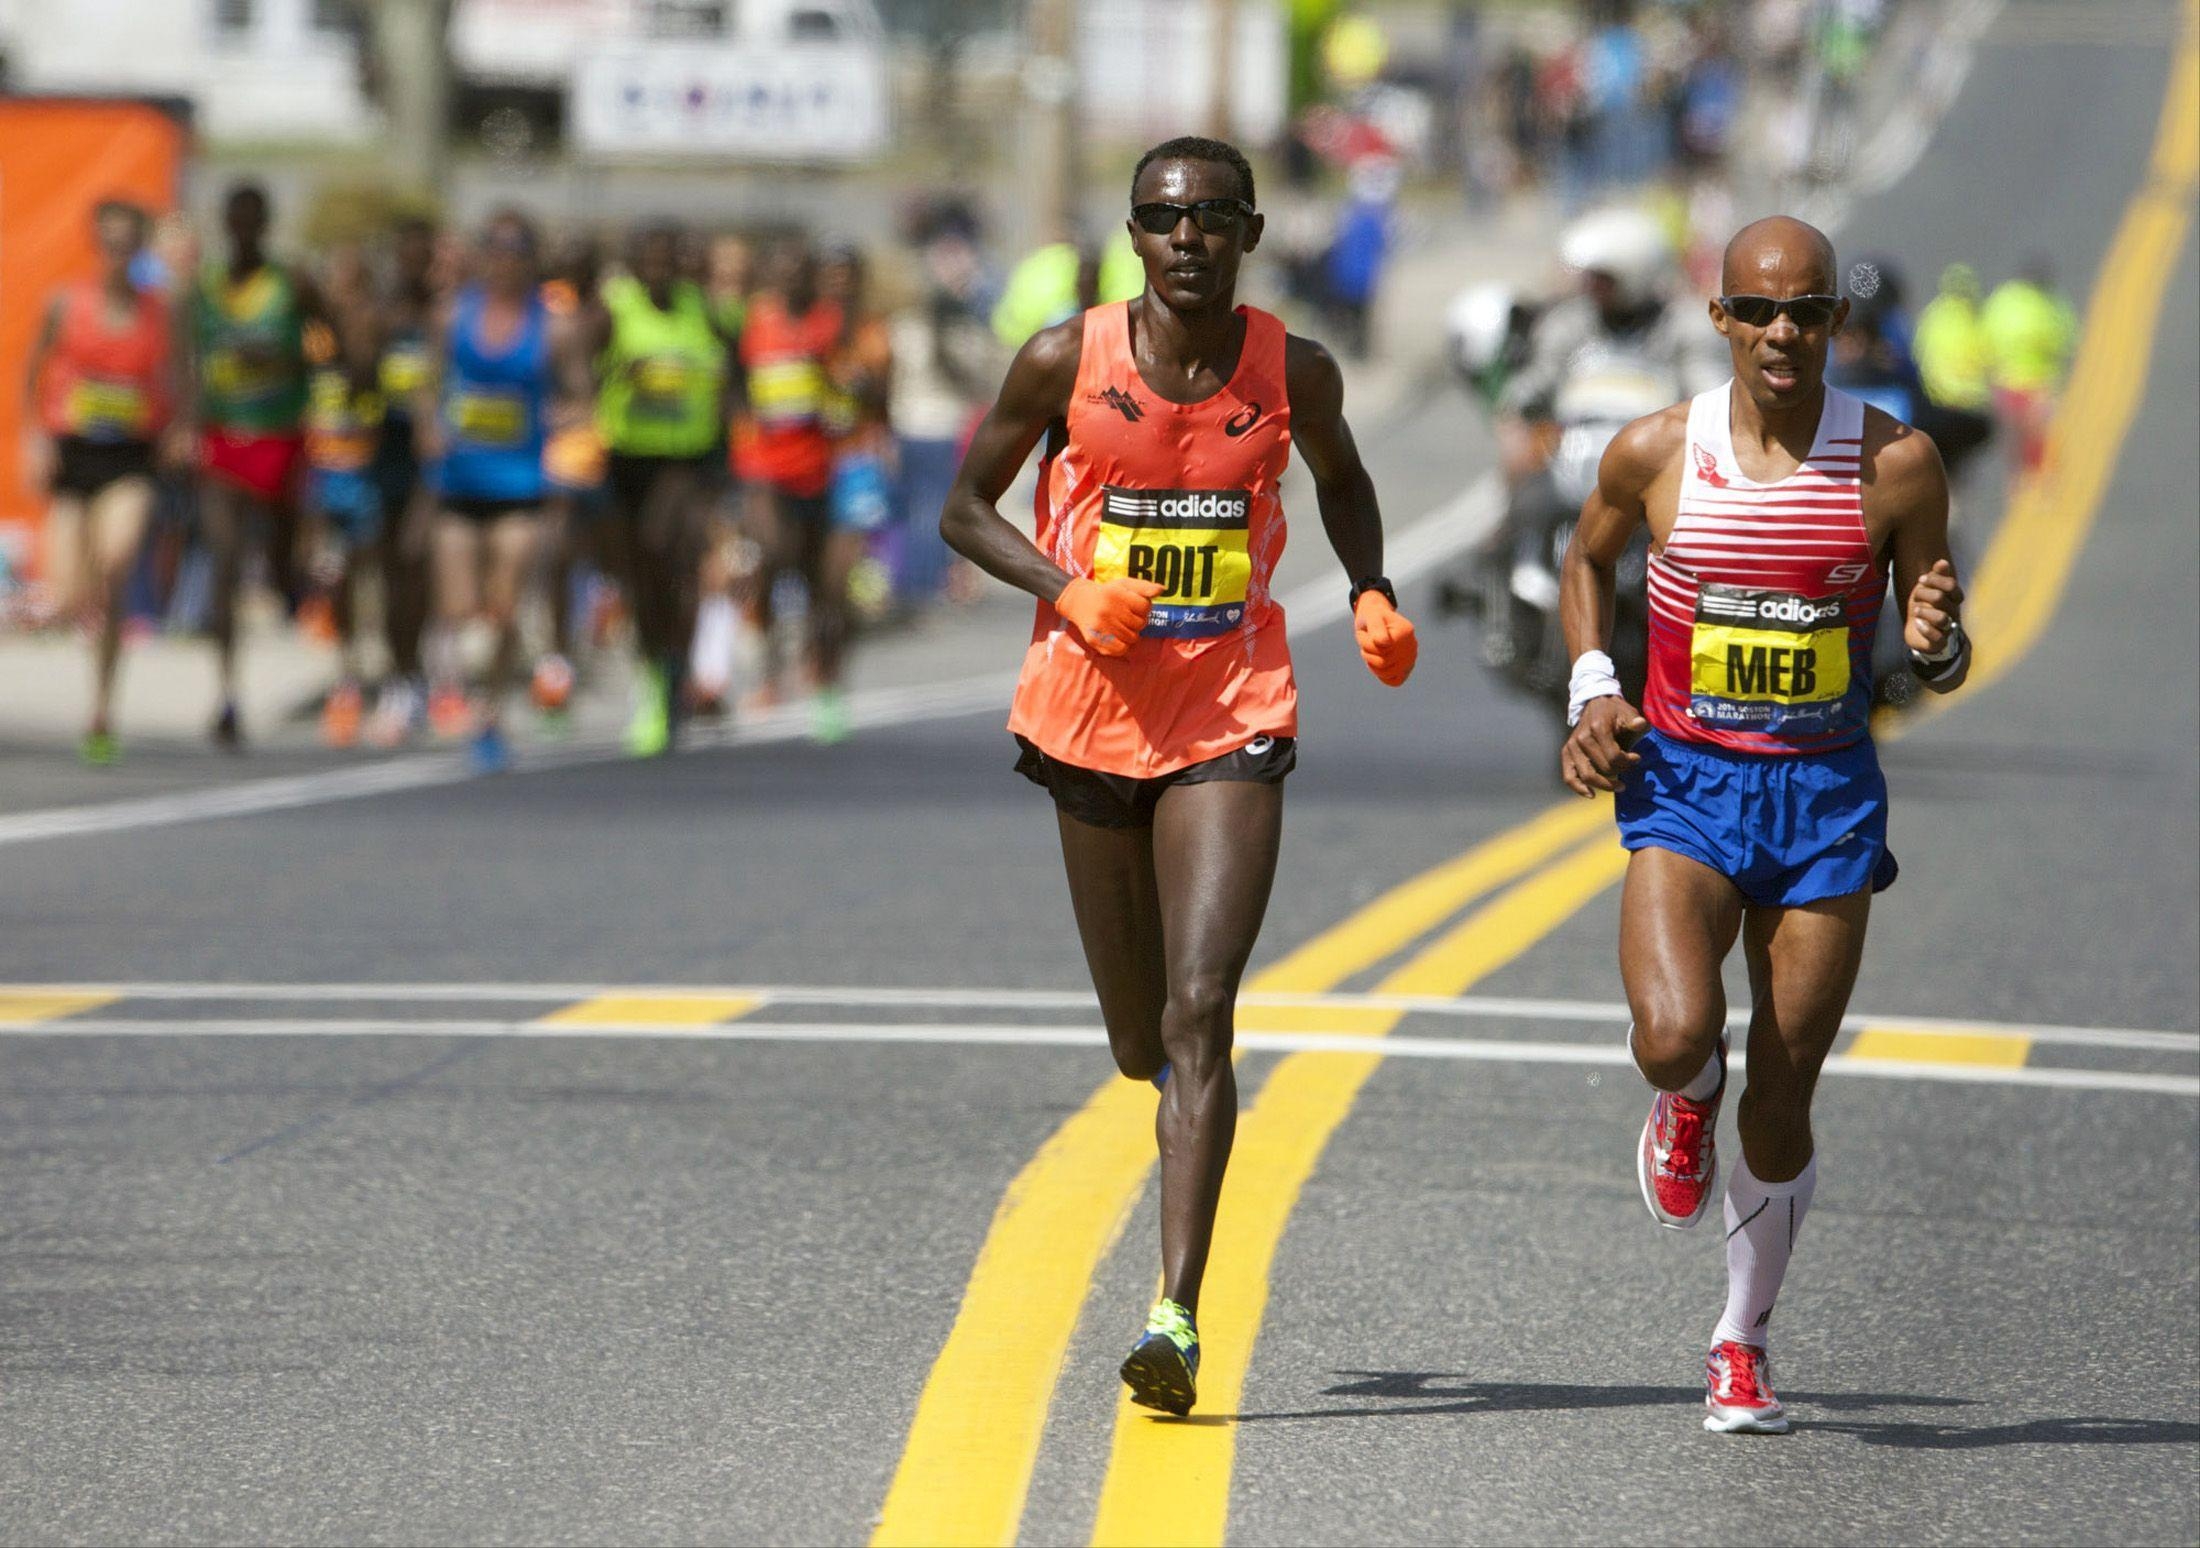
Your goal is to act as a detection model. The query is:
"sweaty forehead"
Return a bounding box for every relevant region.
[1722,222,1835,295]
[1134,158,1242,205]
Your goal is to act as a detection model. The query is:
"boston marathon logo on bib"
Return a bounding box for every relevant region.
[1688,582,1850,733]
[1091,485,1253,639]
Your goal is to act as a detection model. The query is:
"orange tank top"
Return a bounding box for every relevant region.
[42,282,170,443]
[734,296,842,496]
[1008,300,1297,778]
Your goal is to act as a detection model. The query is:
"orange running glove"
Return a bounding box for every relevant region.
[1355,589,1419,686]
[1056,576,1165,657]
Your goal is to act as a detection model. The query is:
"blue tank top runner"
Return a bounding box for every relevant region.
[436,286,551,502]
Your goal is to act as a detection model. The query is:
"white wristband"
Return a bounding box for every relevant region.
[1567,649,1623,727]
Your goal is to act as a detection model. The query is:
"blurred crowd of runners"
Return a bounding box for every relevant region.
[17,182,1051,768]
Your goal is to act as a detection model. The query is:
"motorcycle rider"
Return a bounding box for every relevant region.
[1494,206,1727,488]
[1455,207,1724,711]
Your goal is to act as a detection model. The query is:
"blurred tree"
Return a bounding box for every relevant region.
[880,0,1016,163]
[361,0,455,198]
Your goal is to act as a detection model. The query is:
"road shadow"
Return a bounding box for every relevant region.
[1152,1372,2197,1449]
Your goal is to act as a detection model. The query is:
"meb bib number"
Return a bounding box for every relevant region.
[1091,486,1252,639]
[1689,583,1851,732]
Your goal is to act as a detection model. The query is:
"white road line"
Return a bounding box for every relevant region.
[10,980,2192,1052]
[3,1015,2192,1097]
[0,477,1501,850]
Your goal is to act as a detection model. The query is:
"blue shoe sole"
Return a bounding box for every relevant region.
[1120,1335,1197,1416]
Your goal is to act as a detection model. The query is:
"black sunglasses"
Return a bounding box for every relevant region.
[1131,198,1254,236]
[1719,293,1842,328]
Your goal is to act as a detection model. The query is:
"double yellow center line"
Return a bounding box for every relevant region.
[872,800,1624,1545]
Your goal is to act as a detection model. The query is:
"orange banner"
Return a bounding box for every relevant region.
[0,99,186,575]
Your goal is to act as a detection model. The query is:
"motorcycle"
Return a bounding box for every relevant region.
[1437,312,1672,719]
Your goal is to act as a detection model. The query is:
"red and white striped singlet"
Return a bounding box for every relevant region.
[1644,383,1884,755]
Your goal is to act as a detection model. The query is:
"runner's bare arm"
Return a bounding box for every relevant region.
[411,303,456,464]
[548,307,598,428]
[1558,408,1680,796]
[1287,333,1417,684]
[939,319,1084,602]
[1284,334,1383,580]
[19,300,61,486]
[21,299,59,416]
[171,288,199,440]
[1870,413,1970,694]
[293,272,338,341]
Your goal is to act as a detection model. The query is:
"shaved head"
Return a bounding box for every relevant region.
[1721,216,1836,296]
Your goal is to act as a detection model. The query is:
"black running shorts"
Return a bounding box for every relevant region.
[52,436,156,499]
[1014,733,1296,831]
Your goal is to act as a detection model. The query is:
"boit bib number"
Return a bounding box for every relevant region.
[1689,582,1851,732]
[1092,486,1253,639]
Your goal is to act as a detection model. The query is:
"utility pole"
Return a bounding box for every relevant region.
[1022,0,1080,251]
[1209,0,1237,141]
[367,0,454,202]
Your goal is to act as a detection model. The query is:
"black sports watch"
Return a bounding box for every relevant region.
[1349,575,1397,610]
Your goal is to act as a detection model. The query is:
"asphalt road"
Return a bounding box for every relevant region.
[3,5,2196,1543]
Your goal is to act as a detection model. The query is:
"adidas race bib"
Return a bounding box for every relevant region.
[64,377,152,439]
[447,387,528,447]
[1689,583,1851,732]
[1091,486,1253,639]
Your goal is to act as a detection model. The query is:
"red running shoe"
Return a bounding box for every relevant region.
[1705,1339,1788,1433]
[1636,1035,1726,1229]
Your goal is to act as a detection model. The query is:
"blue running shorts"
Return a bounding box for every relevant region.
[1615,728,1899,907]
[309,467,384,547]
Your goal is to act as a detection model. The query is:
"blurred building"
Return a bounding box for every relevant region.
[0,0,375,141]
[0,0,887,154]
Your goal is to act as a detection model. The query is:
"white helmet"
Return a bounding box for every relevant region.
[1558,206,1673,309]
[1446,283,1518,380]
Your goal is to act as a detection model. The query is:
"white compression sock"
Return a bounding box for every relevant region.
[1713,1152,1818,1350]
[1627,1023,1724,1100]
[690,594,737,696]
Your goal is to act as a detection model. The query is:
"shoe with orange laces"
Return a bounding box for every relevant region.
[531,653,575,713]
[1704,1339,1788,1433]
[1637,1035,1726,1228]
[428,683,472,740]
[320,679,364,747]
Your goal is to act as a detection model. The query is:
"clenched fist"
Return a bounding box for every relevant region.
[1353,590,1418,687]
[1904,558,1965,657]
[1056,576,1166,657]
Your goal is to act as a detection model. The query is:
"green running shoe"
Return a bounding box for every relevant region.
[80,729,118,767]
[625,663,670,758]
[809,686,851,745]
[1120,1298,1200,1416]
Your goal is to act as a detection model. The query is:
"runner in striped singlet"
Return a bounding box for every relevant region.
[1559,217,1970,1435]
[942,136,1418,1417]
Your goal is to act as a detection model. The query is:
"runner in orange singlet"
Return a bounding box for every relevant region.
[942,136,1419,1415]
[21,199,179,765]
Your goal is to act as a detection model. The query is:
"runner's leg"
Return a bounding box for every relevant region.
[741,483,791,697]
[1055,813,1169,1082]
[43,493,90,624]
[384,485,431,682]
[481,511,540,715]
[86,476,155,733]
[634,461,704,690]
[198,479,250,708]
[812,526,862,688]
[432,513,484,641]
[1149,777,1284,1314]
[1735,889,1870,1182]
[1620,846,1745,1090]
[1711,888,1870,1356]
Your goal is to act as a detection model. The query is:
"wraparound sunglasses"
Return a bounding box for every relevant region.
[1719,293,1842,328]
[1131,198,1255,236]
